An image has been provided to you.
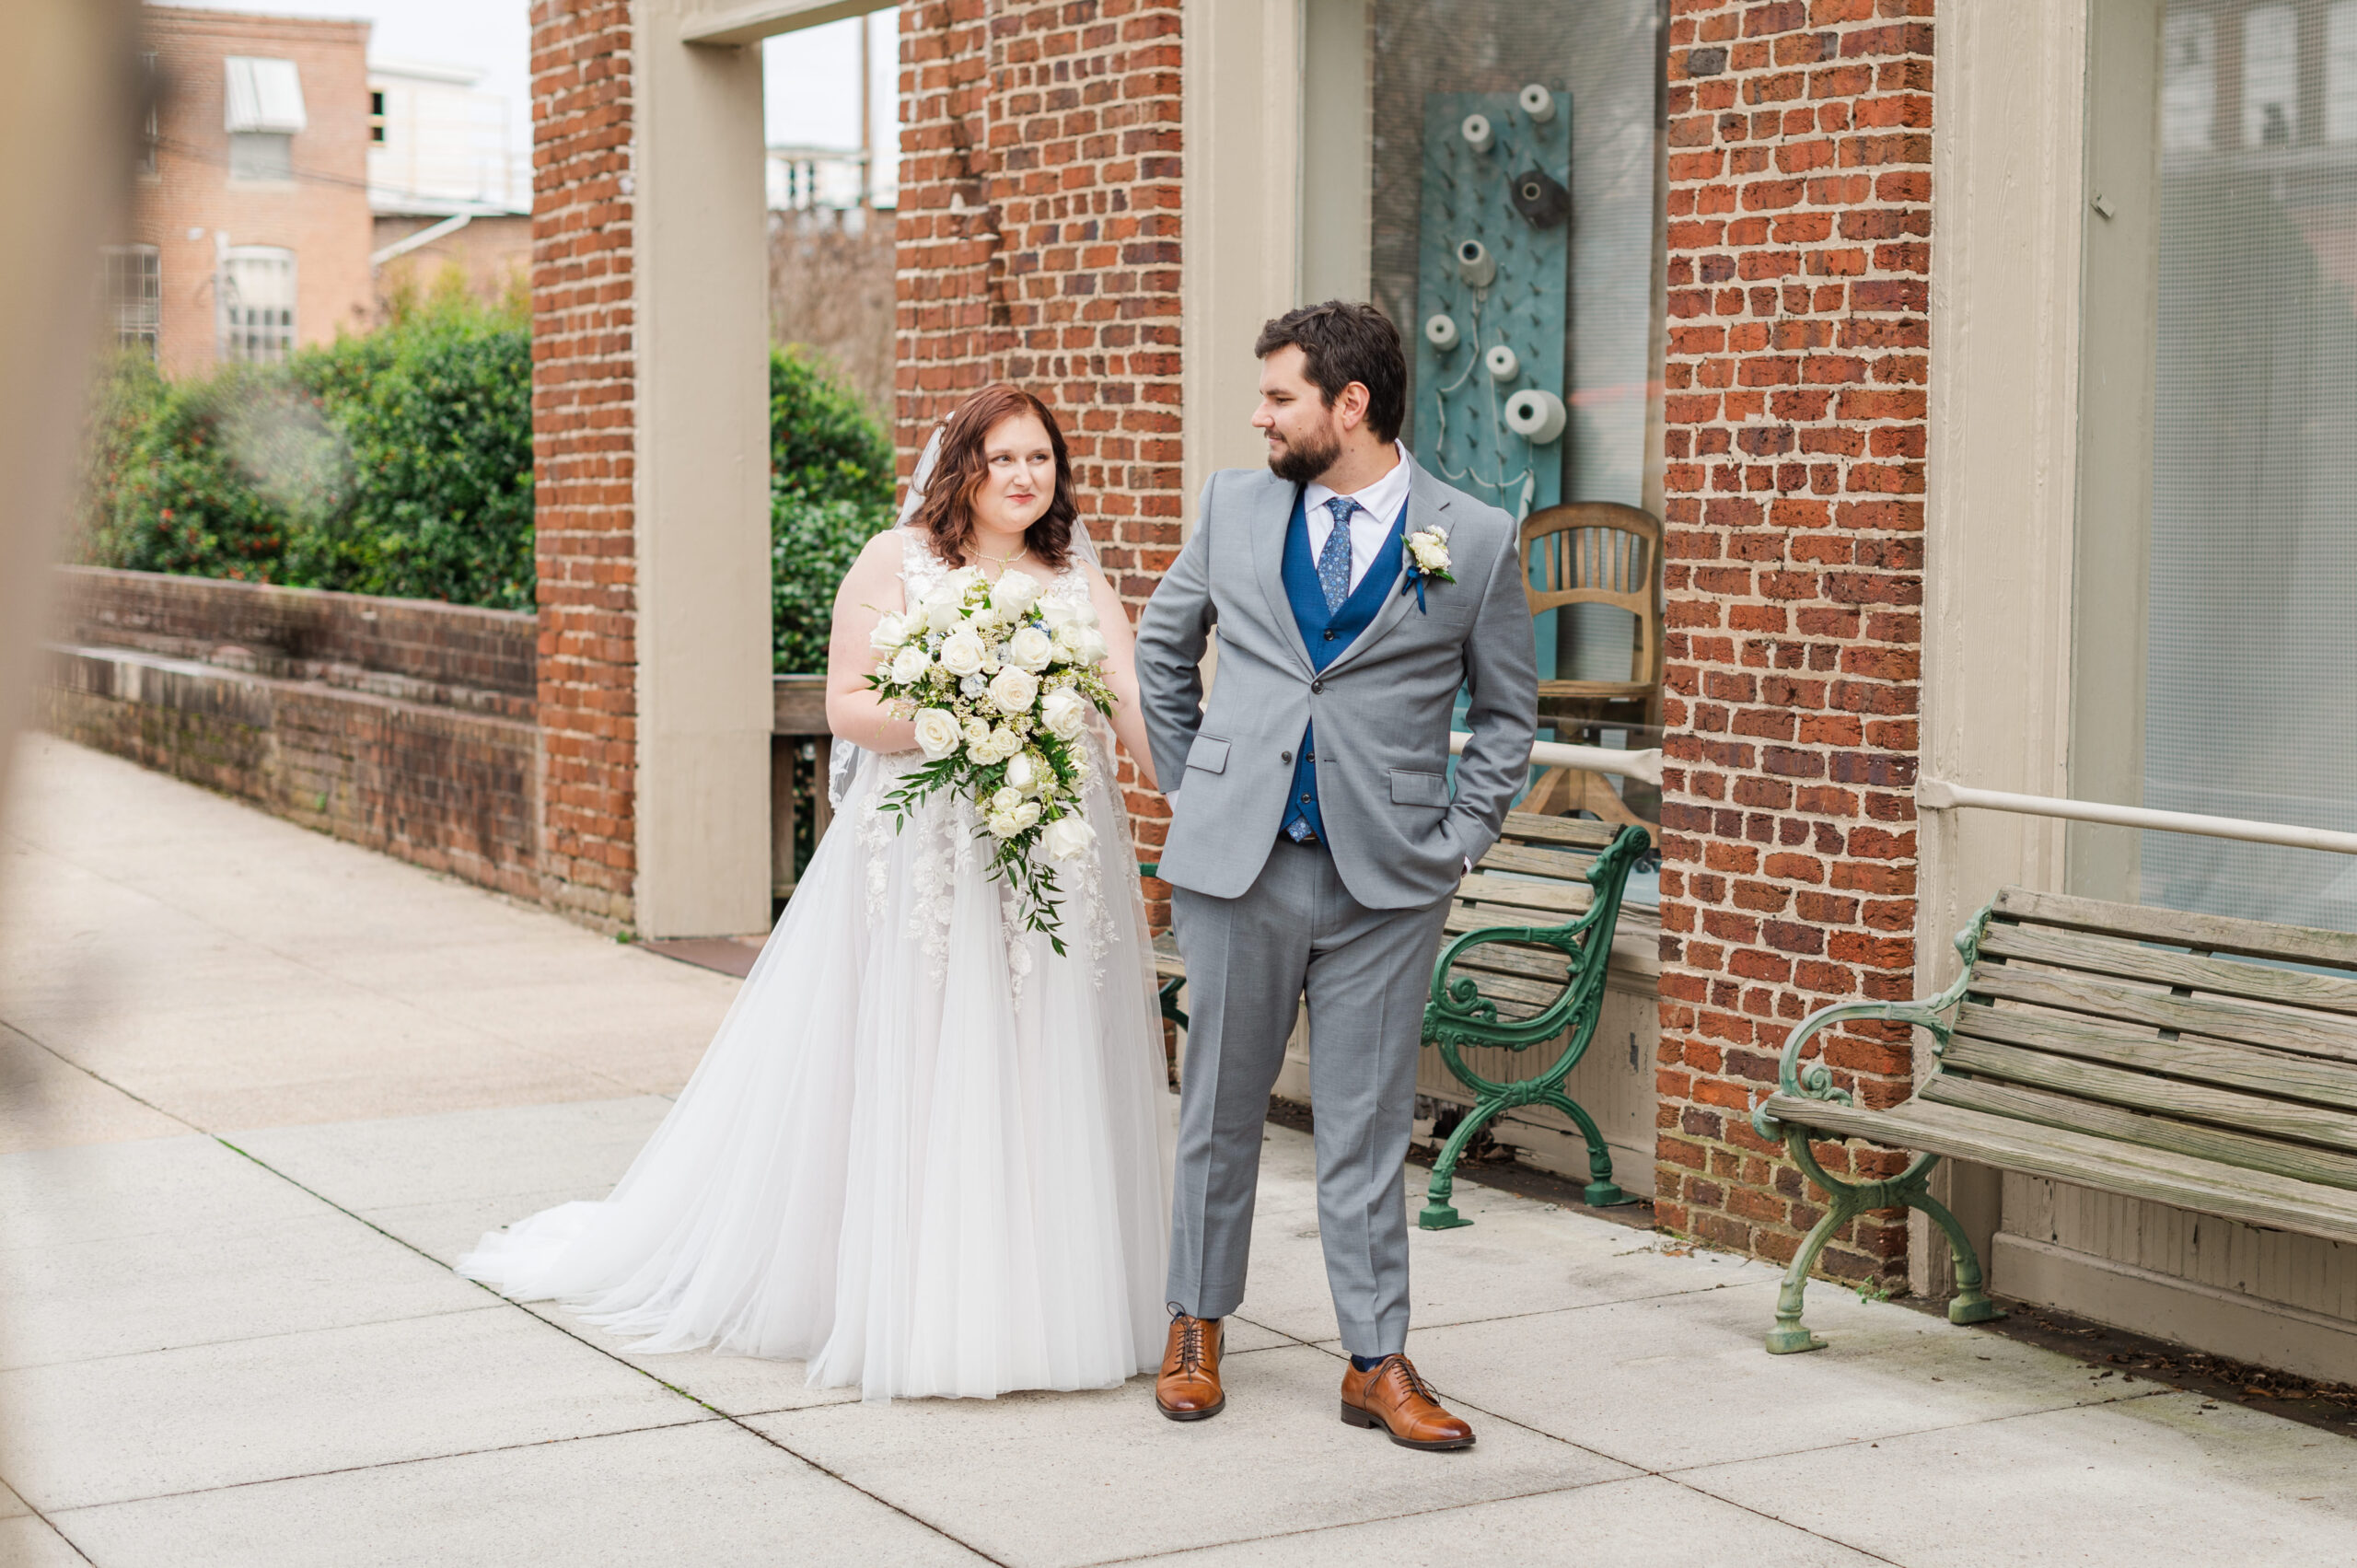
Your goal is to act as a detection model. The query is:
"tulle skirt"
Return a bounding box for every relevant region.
[458,741,1175,1401]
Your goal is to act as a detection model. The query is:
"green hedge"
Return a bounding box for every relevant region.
[75,280,896,670]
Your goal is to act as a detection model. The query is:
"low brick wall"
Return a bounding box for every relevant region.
[41,569,541,903]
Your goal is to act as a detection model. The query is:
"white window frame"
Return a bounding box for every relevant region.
[219,246,297,365]
[101,244,161,359]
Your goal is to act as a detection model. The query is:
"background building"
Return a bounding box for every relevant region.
[115,6,375,377]
[367,56,532,312]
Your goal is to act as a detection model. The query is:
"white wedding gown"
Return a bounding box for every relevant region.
[459,528,1175,1401]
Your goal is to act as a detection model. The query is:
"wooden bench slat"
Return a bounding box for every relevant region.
[1435,926,1578,983]
[1475,841,1600,880]
[1953,1002,2357,1111]
[1764,1092,2357,1248]
[1967,965,2357,1063]
[1920,1075,2357,1193]
[1452,874,1594,917]
[1980,923,2357,1017]
[1941,1036,2357,1155]
[1497,811,1621,849]
[1992,888,2357,972]
[1448,970,1565,1010]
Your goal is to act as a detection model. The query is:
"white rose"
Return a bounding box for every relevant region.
[1071,626,1109,666]
[1068,598,1099,628]
[945,566,984,598]
[986,665,1039,715]
[1005,626,1055,673]
[963,716,992,746]
[937,628,987,677]
[990,786,1024,813]
[985,809,1023,840]
[911,708,961,760]
[1004,751,1044,795]
[1039,686,1089,739]
[1038,598,1079,631]
[888,644,933,685]
[1042,815,1096,861]
[985,727,1024,763]
[1011,799,1042,831]
[868,612,908,653]
[990,568,1042,617]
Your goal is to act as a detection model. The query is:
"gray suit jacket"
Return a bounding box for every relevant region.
[1135,456,1538,910]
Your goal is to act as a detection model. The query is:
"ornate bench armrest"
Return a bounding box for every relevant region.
[1750,899,1995,1143]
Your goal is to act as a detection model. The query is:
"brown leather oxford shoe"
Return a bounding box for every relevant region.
[1340,1353,1475,1450]
[1155,1313,1225,1421]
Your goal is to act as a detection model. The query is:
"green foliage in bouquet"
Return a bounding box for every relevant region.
[867,565,1116,951]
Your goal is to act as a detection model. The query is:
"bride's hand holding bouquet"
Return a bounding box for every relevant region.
[865,562,1116,950]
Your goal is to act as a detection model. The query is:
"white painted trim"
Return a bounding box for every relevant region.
[1446,731,1661,787]
[369,212,471,269]
[1920,778,2357,858]
[680,0,875,45]
[1992,1232,2357,1387]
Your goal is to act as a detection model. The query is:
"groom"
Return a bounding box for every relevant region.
[1134,302,1536,1449]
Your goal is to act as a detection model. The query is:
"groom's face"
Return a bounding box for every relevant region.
[1254,346,1345,486]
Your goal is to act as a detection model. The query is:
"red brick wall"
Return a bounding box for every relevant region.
[896,0,1185,900]
[1654,0,1933,1284]
[131,8,377,378]
[43,569,540,901]
[529,0,637,930]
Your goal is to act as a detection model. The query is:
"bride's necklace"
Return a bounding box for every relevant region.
[978,541,1028,575]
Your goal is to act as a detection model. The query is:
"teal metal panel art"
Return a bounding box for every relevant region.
[1412,87,1572,522]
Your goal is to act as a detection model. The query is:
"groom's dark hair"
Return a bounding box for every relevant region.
[1255,301,1406,445]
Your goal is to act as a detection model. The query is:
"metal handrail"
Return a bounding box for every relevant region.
[1450,730,1663,786]
[1919,776,2357,857]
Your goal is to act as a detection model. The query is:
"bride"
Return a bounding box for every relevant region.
[459,385,1175,1401]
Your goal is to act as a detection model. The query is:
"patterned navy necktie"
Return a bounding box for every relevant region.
[1317,496,1357,612]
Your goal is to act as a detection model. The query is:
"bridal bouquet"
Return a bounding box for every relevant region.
[866,565,1116,951]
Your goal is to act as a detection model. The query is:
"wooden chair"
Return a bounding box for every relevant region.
[1517,502,1663,826]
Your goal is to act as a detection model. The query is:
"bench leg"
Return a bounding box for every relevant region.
[1417,1098,1504,1231]
[1535,1089,1630,1207]
[1900,1183,2006,1328]
[1767,1193,1852,1353]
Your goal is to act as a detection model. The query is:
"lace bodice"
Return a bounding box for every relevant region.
[890,525,1093,613]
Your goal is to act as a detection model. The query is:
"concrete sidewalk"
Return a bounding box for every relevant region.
[2,738,2350,1567]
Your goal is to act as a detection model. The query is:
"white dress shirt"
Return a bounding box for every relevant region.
[1303,442,1413,592]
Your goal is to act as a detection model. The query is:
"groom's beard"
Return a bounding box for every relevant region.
[1266,424,1342,486]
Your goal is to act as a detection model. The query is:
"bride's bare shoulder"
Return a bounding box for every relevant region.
[832,528,914,608]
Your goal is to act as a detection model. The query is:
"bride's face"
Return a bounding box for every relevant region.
[972,414,1057,539]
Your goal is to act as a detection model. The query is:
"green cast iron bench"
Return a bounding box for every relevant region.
[1417,815,1651,1227]
[1754,885,2357,1355]
[1143,815,1653,1230]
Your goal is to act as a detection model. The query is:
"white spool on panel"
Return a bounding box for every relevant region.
[1483,343,1519,381]
[1454,239,1495,289]
[1504,388,1567,443]
[1518,84,1556,122]
[1460,112,1494,153]
[1423,313,1460,350]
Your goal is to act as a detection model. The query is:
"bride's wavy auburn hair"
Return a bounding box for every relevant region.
[907,385,1078,573]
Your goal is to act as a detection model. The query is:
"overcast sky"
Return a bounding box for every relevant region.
[157,1,894,170]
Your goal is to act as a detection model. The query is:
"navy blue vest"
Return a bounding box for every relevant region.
[1279,488,1410,842]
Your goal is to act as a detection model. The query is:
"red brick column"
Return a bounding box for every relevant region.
[896,0,1185,908]
[529,0,637,930]
[1654,0,1933,1285]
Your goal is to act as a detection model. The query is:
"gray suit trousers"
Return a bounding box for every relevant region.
[1166,836,1452,1357]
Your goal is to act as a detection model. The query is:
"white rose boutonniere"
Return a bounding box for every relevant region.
[1401,525,1455,613]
